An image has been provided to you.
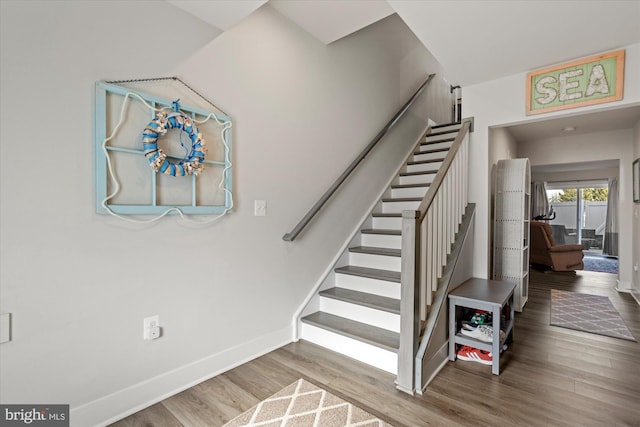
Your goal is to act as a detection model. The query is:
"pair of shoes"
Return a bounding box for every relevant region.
[456,345,492,365]
[461,310,492,331]
[469,311,492,326]
[461,320,491,331]
[460,325,506,343]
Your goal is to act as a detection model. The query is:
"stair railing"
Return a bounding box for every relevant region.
[396,118,472,394]
[283,74,436,242]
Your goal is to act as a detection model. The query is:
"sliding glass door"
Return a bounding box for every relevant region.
[545,182,608,253]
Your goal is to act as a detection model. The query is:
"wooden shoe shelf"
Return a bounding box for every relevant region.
[448,278,516,375]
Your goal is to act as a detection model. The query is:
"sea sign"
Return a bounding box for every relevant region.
[526,50,624,115]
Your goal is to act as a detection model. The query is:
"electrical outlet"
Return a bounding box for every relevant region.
[143,315,161,340]
[254,200,267,217]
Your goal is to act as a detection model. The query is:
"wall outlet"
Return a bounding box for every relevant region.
[143,315,161,340]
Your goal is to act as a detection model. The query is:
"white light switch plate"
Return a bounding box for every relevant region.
[254,200,267,216]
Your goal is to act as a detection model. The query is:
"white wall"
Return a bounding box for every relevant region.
[464,42,640,287]
[633,120,640,298]
[0,2,450,425]
[532,167,618,184]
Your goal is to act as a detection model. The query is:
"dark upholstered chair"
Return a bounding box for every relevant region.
[581,229,597,249]
[530,221,584,272]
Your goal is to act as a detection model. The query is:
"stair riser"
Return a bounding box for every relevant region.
[360,233,401,249]
[334,273,401,299]
[406,161,442,174]
[300,324,398,374]
[432,124,461,133]
[382,200,421,213]
[425,134,456,143]
[399,174,435,186]
[413,152,446,162]
[372,216,402,229]
[391,186,428,199]
[420,141,453,151]
[319,298,400,332]
[349,252,401,272]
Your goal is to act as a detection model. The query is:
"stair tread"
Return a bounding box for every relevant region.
[400,170,437,177]
[319,287,400,314]
[417,147,449,154]
[407,159,443,166]
[391,183,430,189]
[361,228,401,235]
[427,128,457,135]
[371,213,401,218]
[382,197,422,202]
[301,312,399,352]
[349,246,401,257]
[431,122,461,129]
[423,137,455,144]
[335,265,401,283]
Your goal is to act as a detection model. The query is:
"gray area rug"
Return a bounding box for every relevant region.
[223,379,393,427]
[550,289,636,341]
[583,255,619,274]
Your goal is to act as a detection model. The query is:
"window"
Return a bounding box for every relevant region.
[95,82,233,217]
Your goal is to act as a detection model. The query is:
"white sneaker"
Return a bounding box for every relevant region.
[460,325,505,343]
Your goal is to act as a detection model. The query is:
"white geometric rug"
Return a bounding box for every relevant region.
[550,289,636,341]
[223,379,393,427]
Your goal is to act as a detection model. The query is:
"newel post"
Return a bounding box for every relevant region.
[396,210,421,394]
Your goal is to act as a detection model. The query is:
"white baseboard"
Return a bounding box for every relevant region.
[615,279,631,292]
[71,326,292,427]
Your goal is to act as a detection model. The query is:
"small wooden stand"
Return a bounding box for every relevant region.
[448,278,516,375]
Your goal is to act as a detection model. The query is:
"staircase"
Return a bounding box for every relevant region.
[299,122,464,375]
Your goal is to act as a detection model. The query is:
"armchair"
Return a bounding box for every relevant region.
[530,221,584,272]
[550,224,578,245]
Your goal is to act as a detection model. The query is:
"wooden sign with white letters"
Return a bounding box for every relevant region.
[526,50,624,115]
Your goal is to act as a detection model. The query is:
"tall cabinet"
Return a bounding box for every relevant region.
[493,158,530,312]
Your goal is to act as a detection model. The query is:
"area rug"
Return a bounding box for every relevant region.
[550,289,636,341]
[223,379,393,427]
[583,255,619,274]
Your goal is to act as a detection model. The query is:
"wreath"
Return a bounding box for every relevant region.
[142,112,207,176]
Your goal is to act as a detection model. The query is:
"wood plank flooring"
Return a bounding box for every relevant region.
[111,270,640,426]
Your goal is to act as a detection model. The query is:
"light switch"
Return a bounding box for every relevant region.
[254,200,267,217]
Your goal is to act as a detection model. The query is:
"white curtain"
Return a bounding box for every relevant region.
[603,177,618,256]
[531,181,549,220]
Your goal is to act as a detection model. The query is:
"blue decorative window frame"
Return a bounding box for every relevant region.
[95,82,233,215]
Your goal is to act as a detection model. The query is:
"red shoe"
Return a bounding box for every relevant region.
[456,347,492,365]
[456,345,474,358]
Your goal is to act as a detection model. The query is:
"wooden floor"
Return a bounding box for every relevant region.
[112,270,640,427]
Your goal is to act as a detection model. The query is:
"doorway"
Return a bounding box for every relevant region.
[546,181,618,274]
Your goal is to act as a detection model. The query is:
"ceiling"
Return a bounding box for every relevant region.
[165,0,640,86]
[165,0,640,170]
